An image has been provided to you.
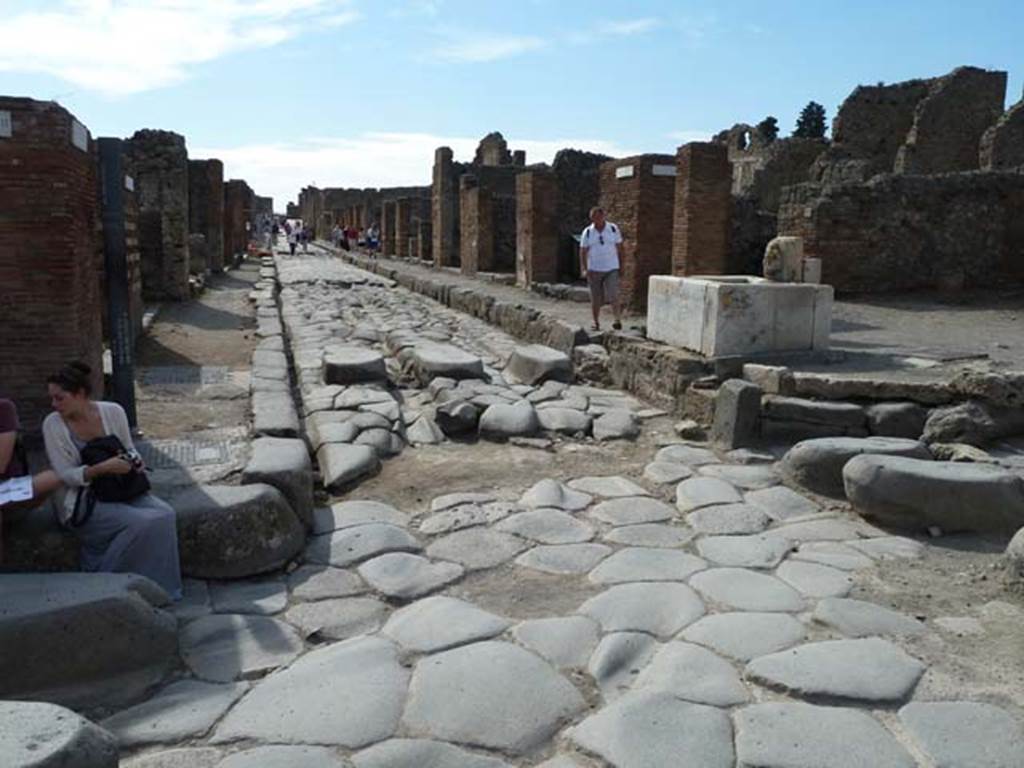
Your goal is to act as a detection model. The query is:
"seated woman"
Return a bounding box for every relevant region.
[42,362,182,599]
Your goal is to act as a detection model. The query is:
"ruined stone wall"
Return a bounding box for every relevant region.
[416,217,433,262]
[980,98,1024,170]
[459,177,491,275]
[778,171,1024,292]
[672,143,732,276]
[516,170,560,286]
[298,186,323,235]
[394,197,429,258]
[599,155,677,310]
[224,179,253,264]
[552,149,609,280]
[379,200,396,255]
[474,131,513,166]
[432,147,464,267]
[0,98,103,430]
[188,158,224,272]
[126,129,190,301]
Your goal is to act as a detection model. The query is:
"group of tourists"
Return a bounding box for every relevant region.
[329,223,361,252]
[0,363,182,599]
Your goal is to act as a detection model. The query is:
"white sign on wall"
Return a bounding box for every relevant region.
[125,175,135,191]
[0,111,11,138]
[652,164,677,176]
[70,119,88,152]
[615,165,635,179]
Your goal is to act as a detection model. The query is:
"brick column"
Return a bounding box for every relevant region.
[460,176,495,275]
[432,146,460,267]
[672,142,733,275]
[394,197,412,258]
[516,170,560,287]
[188,158,225,273]
[416,217,433,262]
[223,179,253,263]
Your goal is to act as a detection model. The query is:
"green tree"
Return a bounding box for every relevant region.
[756,116,779,143]
[794,101,827,139]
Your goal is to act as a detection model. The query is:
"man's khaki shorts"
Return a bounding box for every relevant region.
[587,269,620,306]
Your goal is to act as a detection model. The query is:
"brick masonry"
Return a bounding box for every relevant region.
[224,179,253,264]
[516,170,560,286]
[672,143,732,276]
[0,98,104,430]
[432,147,463,267]
[459,176,490,275]
[188,158,225,272]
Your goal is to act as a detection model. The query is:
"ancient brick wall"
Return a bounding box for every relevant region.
[394,197,429,258]
[552,149,609,280]
[224,179,253,263]
[672,143,732,276]
[416,217,433,262]
[599,155,677,310]
[894,67,1007,175]
[126,129,190,301]
[188,158,224,272]
[380,200,397,255]
[516,170,560,286]
[980,98,1024,170]
[0,98,103,430]
[432,147,463,267]
[459,177,490,275]
[778,171,1024,293]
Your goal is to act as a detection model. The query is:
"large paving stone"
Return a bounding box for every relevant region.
[497,509,595,544]
[568,475,649,498]
[643,460,694,484]
[287,565,365,601]
[681,612,806,661]
[579,582,705,637]
[843,454,1024,535]
[317,443,381,490]
[590,496,676,526]
[812,597,927,638]
[478,401,540,440]
[520,479,592,510]
[381,596,510,653]
[101,680,248,747]
[0,700,118,768]
[252,391,300,438]
[0,573,176,709]
[305,523,421,567]
[676,476,743,511]
[790,541,876,571]
[426,527,528,570]
[848,535,924,560]
[536,407,592,436]
[776,560,854,598]
[735,702,915,768]
[419,502,513,535]
[179,614,304,682]
[765,517,876,543]
[358,553,464,599]
[505,344,572,385]
[634,641,749,706]
[745,637,926,702]
[219,746,347,768]
[689,568,804,612]
[512,616,600,669]
[323,345,387,384]
[655,443,718,466]
[241,437,314,529]
[780,436,931,497]
[401,641,585,754]
[411,343,484,383]
[686,503,771,534]
[592,409,641,441]
[568,692,734,768]
[214,636,409,747]
[430,491,498,512]
[700,463,779,490]
[744,484,820,521]
[588,547,707,584]
[899,701,1024,768]
[312,499,409,534]
[209,579,288,615]
[121,747,223,768]
[173,483,306,579]
[284,596,389,640]
[353,739,513,768]
[697,534,793,568]
[603,523,695,548]
[515,543,612,574]
[587,631,658,699]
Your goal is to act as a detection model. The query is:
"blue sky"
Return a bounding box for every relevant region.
[2,0,1021,207]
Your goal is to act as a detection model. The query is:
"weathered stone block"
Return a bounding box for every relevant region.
[242,437,314,529]
[711,379,762,450]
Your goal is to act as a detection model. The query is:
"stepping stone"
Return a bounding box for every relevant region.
[569,692,734,768]
[284,597,389,640]
[306,523,421,567]
[590,496,676,526]
[844,455,1024,535]
[735,702,915,768]
[655,443,719,466]
[676,477,743,511]
[401,641,584,754]
[603,523,695,548]
[899,701,1024,768]
[382,596,510,653]
[687,503,770,534]
[1,700,118,768]
[426,527,528,570]
[700,463,780,490]
[313,500,409,535]
[101,680,249,747]
[568,475,649,498]
[790,541,875,571]
[213,636,409,748]
[587,632,658,699]
[697,534,793,568]
[219,746,347,768]
[497,510,595,544]
[419,502,512,535]
[512,616,600,669]
[579,582,705,638]
[316,443,380,490]
[745,485,820,521]
[592,410,641,441]
[848,536,924,560]
[520,478,592,511]
[209,580,287,615]
[353,739,512,768]
[515,543,612,574]
[324,346,387,384]
[505,344,572,385]
[430,492,498,512]
[536,407,592,436]
[358,553,464,599]
[173,483,306,579]
[634,642,749,706]
[411,342,484,383]
[643,460,694,484]
[689,568,804,612]
[681,612,806,661]
[478,402,540,440]
[242,436,315,528]
[745,637,926,702]
[179,614,304,682]
[588,547,707,584]
[813,598,927,638]
[780,436,931,497]
[776,560,854,598]
[287,565,366,601]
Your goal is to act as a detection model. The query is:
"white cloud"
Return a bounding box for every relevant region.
[666,129,715,143]
[196,131,639,210]
[568,17,660,44]
[0,0,360,96]
[431,34,547,63]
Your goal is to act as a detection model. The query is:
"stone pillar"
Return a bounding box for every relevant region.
[188,158,224,273]
[432,146,460,267]
[672,142,732,276]
[394,197,413,258]
[0,98,103,430]
[126,129,190,301]
[516,170,560,287]
[223,179,253,265]
[460,175,494,275]
[416,217,433,262]
[381,200,397,255]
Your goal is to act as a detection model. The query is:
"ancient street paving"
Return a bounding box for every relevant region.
[114,250,1024,767]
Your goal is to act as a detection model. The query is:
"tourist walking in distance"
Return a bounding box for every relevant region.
[579,206,623,331]
[287,222,298,256]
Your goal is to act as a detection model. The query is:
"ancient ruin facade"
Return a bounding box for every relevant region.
[188,158,224,273]
[672,142,732,276]
[224,179,254,264]
[980,96,1024,170]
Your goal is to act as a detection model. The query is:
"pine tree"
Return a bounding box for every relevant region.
[756,116,779,144]
[794,101,827,139]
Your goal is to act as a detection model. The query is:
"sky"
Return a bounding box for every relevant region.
[1,0,1022,208]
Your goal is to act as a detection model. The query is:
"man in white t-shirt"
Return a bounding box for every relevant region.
[579,206,623,331]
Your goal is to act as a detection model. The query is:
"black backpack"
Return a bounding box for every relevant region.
[67,435,150,528]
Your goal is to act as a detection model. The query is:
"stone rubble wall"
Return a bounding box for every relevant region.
[980,97,1024,170]
[188,158,224,273]
[224,179,254,265]
[516,170,561,286]
[672,142,733,276]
